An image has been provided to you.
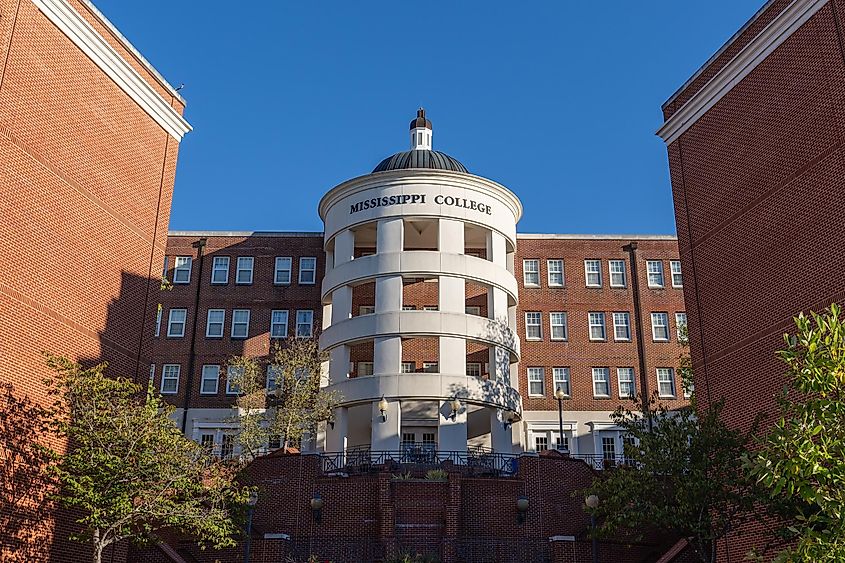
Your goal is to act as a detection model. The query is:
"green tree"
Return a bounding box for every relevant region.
[42,355,251,563]
[228,337,339,458]
[583,331,757,563]
[746,304,845,562]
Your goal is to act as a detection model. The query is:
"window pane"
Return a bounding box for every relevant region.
[211,257,229,284]
[275,257,292,284]
[585,260,602,286]
[271,310,288,338]
[613,312,630,341]
[592,367,610,396]
[550,312,567,340]
[589,312,605,340]
[528,367,545,395]
[553,367,570,396]
[647,261,664,287]
[523,260,540,286]
[609,260,626,287]
[547,259,564,286]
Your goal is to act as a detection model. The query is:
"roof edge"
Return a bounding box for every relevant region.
[518,233,677,240]
[168,230,324,238]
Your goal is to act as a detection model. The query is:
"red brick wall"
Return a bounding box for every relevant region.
[0,0,184,560]
[664,1,845,559]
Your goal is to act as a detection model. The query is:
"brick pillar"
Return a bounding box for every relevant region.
[442,471,462,563]
[378,471,397,558]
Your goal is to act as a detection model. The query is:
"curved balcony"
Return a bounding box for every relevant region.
[321,251,518,305]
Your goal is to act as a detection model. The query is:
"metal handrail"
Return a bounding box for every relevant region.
[319,447,519,477]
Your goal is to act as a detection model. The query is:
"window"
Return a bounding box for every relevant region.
[676,312,688,341]
[357,362,374,376]
[226,365,243,394]
[267,309,289,339]
[154,307,162,337]
[359,305,375,315]
[160,364,180,394]
[401,362,415,373]
[236,257,254,285]
[167,309,187,337]
[612,312,631,341]
[651,312,670,341]
[200,365,219,395]
[592,367,610,397]
[205,309,225,338]
[423,305,438,311]
[402,432,415,447]
[525,312,542,340]
[556,434,569,451]
[266,365,281,391]
[230,309,250,338]
[528,367,545,396]
[670,260,683,288]
[647,261,664,288]
[617,367,635,398]
[423,362,438,373]
[465,306,481,316]
[211,256,229,284]
[550,312,568,341]
[296,310,314,337]
[601,436,616,460]
[588,312,606,341]
[299,257,317,285]
[200,433,215,450]
[422,432,436,446]
[609,259,626,288]
[523,259,540,286]
[534,436,548,452]
[274,257,292,285]
[173,256,192,284]
[584,259,602,287]
[221,434,235,459]
[657,368,676,397]
[547,259,564,287]
[553,367,570,396]
[402,305,416,311]
[466,363,482,377]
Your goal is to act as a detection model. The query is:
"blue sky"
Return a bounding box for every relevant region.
[96,1,762,235]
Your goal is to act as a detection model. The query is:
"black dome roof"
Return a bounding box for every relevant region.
[372,150,468,174]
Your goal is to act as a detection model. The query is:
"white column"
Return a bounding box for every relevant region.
[377,218,404,254]
[490,409,512,453]
[489,346,510,383]
[331,286,352,324]
[439,336,465,376]
[374,336,401,375]
[438,218,464,253]
[325,406,348,455]
[372,399,401,451]
[376,276,403,312]
[329,346,350,385]
[334,229,354,267]
[439,275,465,314]
[438,400,467,452]
[486,230,507,267]
[322,303,332,330]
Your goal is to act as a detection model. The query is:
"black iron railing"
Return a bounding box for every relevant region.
[568,453,637,471]
[320,446,520,477]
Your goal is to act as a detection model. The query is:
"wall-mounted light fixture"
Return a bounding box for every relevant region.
[516,495,529,524]
[378,396,389,423]
[310,492,324,523]
[449,397,462,420]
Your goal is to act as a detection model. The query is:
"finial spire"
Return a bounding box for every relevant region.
[409,107,432,150]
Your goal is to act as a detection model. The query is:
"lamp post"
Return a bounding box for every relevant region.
[585,494,600,563]
[243,491,258,563]
[378,396,389,422]
[449,397,462,420]
[555,386,568,454]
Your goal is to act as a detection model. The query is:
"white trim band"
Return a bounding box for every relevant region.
[657,0,828,145]
[31,0,192,141]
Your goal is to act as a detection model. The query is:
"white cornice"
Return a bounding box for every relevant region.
[657,0,828,145]
[31,0,192,141]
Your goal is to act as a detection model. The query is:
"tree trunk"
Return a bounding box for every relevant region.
[92,529,103,563]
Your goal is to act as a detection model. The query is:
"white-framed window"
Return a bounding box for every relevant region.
[236,257,254,285]
[588,312,606,341]
[160,364,180,394]
[465,306,481,316]
[523,259,540,287]
[299,257,317,285]
[609,259,626,288]
[617,367,635,398]
[226,365,244,395]
[199,433,215,450]
[296,310,314,338]
[466,363,482,377]
[675,312,688,341]
[550,312,568,341]
[359,305,375,316]
[231,309,250,339]
[601,435,616,460]
[612,312,631,341]
[547,259,564,287]
[211,256,229,285]
[553,367,570,396]
[173,256,192,284]
[651,312,670,341]
[535,435,548,452]
[221,434,235,459]
[205,309,225,338]
[670,260,683,288]
[657,368,676,397]
[401,362,415,373]
[200,365,220,395]
[647,260,664,288]
[592,367,610,397]
[528,367,545,396]
[270,310,289,339]
[357,362,374,376]
[525,312,542,340]
[274,257,292,285]
[423,362,438,373]
[154,307,162,337]
[167,309,187,337]
[584,259,602,287]
[266,365,282,391]
[423,305,438,311]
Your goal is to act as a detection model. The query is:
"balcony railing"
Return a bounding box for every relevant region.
[320,446,520,477]
[567,453,637,471]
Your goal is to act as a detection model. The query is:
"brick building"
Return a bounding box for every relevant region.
[0,0,190,560]
[150,112,687,465]
[657,0,844,558]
